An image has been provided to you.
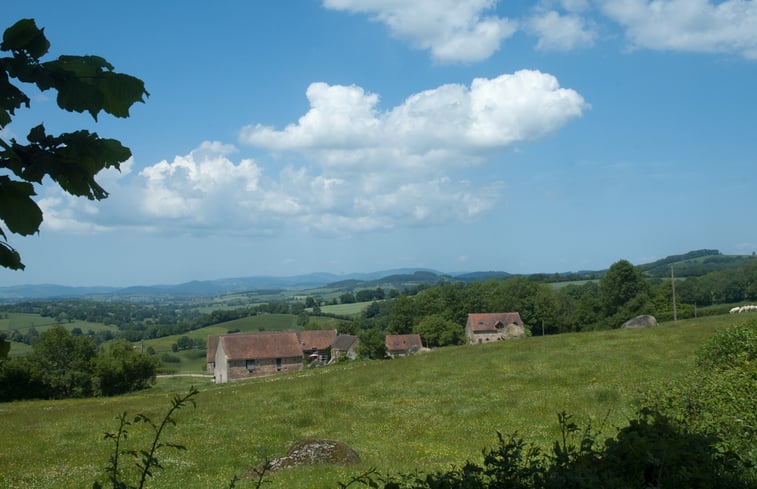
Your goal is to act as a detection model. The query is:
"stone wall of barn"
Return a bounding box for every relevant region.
[225,356,303,382]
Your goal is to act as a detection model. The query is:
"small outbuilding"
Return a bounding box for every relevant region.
[330,334,359,361]
[298,329,338,363]
[385,334,423,358]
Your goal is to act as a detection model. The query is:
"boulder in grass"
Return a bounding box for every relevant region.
[621,315,658,329]
[249,438,360,477]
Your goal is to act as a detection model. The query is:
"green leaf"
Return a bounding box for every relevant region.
[97,72,149,118]
[1,19,50,59]
[0,71,31,128]
[0,175,42,235]
[0,239,24,270]
[41,56,147,120]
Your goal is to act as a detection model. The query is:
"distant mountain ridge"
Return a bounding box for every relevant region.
[0,268,443,301]
[0,250,751,301]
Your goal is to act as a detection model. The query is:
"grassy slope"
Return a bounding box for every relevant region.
[0,314,745,489]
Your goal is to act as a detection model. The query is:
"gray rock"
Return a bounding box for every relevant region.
[621,315,658,329]
[249,438,360,476]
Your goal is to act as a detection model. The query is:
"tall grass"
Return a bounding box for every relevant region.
[0,315,735,489]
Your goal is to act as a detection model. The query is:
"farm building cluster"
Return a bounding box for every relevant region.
[209,312,525,383]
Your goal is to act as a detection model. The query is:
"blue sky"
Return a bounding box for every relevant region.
[2,0,757,287]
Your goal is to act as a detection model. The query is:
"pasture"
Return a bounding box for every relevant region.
[0,313,118,358]
[0,314,740,489]
[318,301,370,317]
[0,312,115,334]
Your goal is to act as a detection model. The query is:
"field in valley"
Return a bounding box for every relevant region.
[0,313,745,489]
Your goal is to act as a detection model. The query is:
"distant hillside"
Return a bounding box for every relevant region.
[640,249,754,277]
[454,271,514,281]
[1,250,753,301]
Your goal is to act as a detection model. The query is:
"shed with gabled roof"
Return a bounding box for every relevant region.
[331,334,359,361]
[213,331,303,383]
[298,329,338,363]
[385,333,423,358]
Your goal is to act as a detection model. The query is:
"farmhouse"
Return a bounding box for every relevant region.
[213,331,304,383]
[465,312,525,343]
[298,329,338,363]
[385,334,423,358]
[331,334,359,361]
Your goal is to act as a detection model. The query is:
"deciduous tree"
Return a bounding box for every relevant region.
[0,18,147,269]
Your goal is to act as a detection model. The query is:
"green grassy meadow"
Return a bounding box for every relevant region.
[0,312,116,335]
[0,314,743,489]
[318,301,370,317]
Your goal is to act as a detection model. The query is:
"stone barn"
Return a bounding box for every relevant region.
[213,331,303,383]
[465,312,525,343]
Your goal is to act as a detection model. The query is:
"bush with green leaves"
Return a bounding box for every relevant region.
[642,321,757,478]
[353,410,754,489]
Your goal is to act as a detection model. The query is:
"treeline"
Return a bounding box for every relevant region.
[347,258,757,357]
[0,299,314,344]
[0,326,157,401]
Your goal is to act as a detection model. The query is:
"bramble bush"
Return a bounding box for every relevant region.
[642,321,757,475]
[356,410,753,489]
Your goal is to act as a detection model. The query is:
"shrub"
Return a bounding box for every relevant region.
[355,410,755,489]
[642,321,757,480]
[696,321,756,370]
[160,353,181,363]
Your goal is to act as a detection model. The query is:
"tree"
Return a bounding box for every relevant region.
[357,328,387,359]
[175,335,193,350]
[0,338,9,364]
[0,19,148,269]
[388,294,416,334]
[93,339,158,396]
[340,292,356,304]
[27,325,97,398]
[413,314,465,347]
[600,259,650,325]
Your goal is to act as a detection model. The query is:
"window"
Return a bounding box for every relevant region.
[276,358,282,371]
[245,359,256,372]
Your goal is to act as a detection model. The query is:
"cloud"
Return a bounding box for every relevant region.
[37,71,585,239]
[322,0,517,62]
[241,71,588,172]
[527,10,597,51]
[600,0,757,58]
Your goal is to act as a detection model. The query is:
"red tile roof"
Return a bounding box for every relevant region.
[218,331,303,360]
[298,329,337,350]
[466,312,523,333]
[385,334,423,352]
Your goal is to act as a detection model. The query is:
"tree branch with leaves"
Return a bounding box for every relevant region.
[0,18,147,270]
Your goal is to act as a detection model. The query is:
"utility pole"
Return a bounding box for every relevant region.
[671,265,677,322]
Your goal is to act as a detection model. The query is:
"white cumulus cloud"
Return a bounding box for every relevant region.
[241,71,588,172]
[36,71,586,240]
[600,0,757,58]
[322,0,517,62]
[527,10,597,51]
